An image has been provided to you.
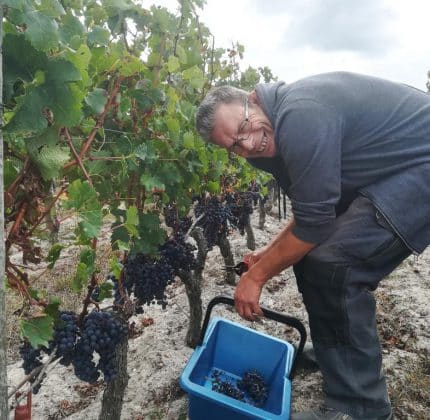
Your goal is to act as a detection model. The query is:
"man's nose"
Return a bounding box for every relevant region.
[239,137,254,152]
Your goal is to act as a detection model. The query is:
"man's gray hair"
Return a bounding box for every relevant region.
[196,85,249,142]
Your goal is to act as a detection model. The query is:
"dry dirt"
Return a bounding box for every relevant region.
[6,208,430,419]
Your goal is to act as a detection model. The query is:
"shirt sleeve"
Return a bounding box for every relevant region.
[276,99,344,244]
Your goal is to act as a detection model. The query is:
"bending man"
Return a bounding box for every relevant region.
[195,72,430,420]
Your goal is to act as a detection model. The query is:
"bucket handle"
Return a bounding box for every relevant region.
[199,295,307,379]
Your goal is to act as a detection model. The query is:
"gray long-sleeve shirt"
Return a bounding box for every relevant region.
[249,72,430,253]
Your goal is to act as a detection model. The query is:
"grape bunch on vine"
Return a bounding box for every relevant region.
[19,311,128,392]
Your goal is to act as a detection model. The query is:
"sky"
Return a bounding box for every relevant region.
[151,0,430,90]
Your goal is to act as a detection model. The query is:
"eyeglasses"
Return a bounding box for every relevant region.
[227,97,252,155]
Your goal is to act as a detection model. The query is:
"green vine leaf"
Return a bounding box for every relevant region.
[5,56,83,133]
[85,88,108,114]
[45,59,81,83]
[165,117,180,140]
[73,262,90,292]
[183,131,195,149]
[20,315,54,348]
[140,174,165,192]
[50,83,84,127]
[118,55,145,76]
[134,144,157,164]
[207,181,220,194]
[40,0,65,18]
[3,34,48,101]
[125,206,139,237]
[73,247,96,292]
[105,0,135,13]
[46,244,64,269]
[64,180,103,240]
[3,0,27,9]
[32,145,70,181]
[176,44,187,64]
[59,12,85,44]
[15,4,60,51]
[168,55,180,72]
[44,298,61,321]
[66,44,91,71]
[98,282,113,300]
[182,65,206,90]
[132,212,166,255]
[5,87,49,133]
[87,26,110,46]
[109,257,123,279]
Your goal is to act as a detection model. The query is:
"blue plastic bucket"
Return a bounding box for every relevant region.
[180,296,306,420]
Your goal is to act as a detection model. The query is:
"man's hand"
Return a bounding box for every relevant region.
[235,219,316,322]
[234,273,264,321]
[243,246,268,268]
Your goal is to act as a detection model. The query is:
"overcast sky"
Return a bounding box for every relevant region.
[152,0,430,90]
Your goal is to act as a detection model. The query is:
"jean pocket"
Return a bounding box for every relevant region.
[364,236,409,267]
[365,211,410,266]
[339,210,408,267]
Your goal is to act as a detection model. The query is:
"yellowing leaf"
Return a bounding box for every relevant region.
[183,131,194,149]
[182,65,206,90]
[168,55,180,72]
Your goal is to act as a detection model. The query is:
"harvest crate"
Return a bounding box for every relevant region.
[180,296,306,420]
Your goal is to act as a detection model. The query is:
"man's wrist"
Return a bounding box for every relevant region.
[246,264,269,286]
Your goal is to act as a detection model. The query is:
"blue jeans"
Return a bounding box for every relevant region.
[294,196,410,418]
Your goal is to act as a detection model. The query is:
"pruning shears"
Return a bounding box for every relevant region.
[222,261,249,276]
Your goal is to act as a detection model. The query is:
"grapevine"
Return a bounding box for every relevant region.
[3,0,274,415]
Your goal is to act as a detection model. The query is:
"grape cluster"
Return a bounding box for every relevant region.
[237,369,268,407]
[124,253,175,309]
[112,280,124,305]
[19,310,128,391]
[19,311,81,393]
[178,217,192,234]
[51,311,78,365]
[210,369,268,407]
[19,342,44,394]
[247,183,262,206]
[225,192,254,235]
[164,204,192,234]
[159,234,197,273]
[72,341,99,383]
[194,196,230,249]
[164,204,177,228]
[211,370,245,401]
[80,311,127,353]
[75,311,128,382]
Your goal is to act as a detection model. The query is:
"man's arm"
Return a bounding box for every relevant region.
[234,223,316,320]
[244,218,297,265]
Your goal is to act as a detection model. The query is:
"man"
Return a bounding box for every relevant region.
[195,72,430,420]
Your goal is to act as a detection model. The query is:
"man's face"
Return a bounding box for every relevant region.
[211,100,277,158]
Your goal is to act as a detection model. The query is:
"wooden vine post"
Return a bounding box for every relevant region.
[0,6,9,419]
